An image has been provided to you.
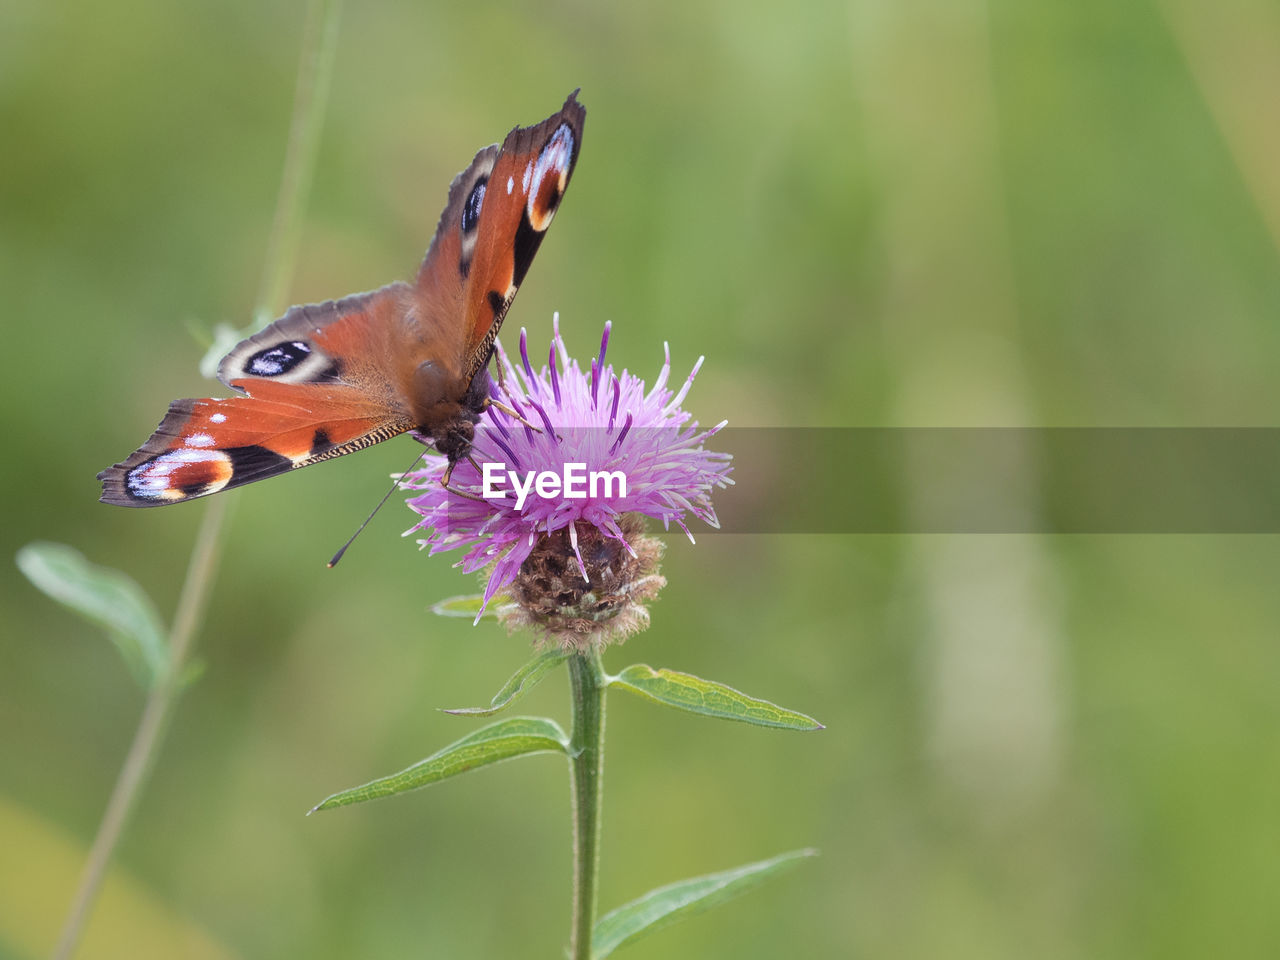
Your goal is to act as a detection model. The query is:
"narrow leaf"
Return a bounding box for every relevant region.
[593,848,818,958]
[16,542,168,689]
[310,716,569,813]
[430,593,500,620]
[609,665,823,731]
[443,649,570,716]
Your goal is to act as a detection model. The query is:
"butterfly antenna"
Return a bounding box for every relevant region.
[328,449,427,568]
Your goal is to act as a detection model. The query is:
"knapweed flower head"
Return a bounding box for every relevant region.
[402,317,732,648]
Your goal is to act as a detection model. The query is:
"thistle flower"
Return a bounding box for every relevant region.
[401,318,732,648]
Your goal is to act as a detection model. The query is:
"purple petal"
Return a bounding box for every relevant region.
[486,403,512,437]
[597,321,611,375]
[519,328,535,381]
[608,374,620,432]
[609,411,634,455]
[487,432,522,472]
[549,341,561,406]
[666,355,705,412]
[526,396,559,442]
[646,342,672,402]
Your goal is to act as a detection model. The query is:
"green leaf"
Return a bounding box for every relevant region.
[443,649,570,716]
[16,542,168,689]
[310,716,569,813]
[608,665,824,731]
[592,848,818,958]
[430,593,501,620]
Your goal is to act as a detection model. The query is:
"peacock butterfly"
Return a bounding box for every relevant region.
[100,91,585,507]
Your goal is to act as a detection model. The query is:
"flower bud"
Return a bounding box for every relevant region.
[496,515,665,649]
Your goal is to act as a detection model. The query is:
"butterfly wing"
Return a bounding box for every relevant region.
[99,286,417,506]
[415,90,586,385]
[101,93,586,507]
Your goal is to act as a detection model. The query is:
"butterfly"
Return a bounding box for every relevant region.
[100,91,585,508]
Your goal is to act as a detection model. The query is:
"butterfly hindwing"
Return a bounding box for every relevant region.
[217,284,416,396]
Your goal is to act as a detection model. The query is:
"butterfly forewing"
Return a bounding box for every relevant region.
[98,389,414,506]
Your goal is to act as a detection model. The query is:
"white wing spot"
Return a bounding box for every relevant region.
[210,413,228,424]
[186,433,215,448]
[126,449,230,500]
[527,125,574,228]
[507,176,514,195]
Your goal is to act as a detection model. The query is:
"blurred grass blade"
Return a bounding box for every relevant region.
[430,593,499,620]
[198,322,245,379]
[443,649,570,716]
[16,542,168,689]
[592,849,818,958]
[608,665,823,731]
[310,716,569,813]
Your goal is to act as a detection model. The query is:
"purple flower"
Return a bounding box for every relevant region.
[401,318,732,641]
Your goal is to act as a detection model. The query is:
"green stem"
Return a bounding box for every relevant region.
[254,0,343,320]
[51,497,230,960]
[568,649,607,960]
[50,3,342,956]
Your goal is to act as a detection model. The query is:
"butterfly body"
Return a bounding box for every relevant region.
[100,93,584,507]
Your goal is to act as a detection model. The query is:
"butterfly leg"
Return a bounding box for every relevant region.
[483,397,543,433]
[440,458,488,503]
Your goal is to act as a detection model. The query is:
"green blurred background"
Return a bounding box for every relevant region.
[3,0,1280,957]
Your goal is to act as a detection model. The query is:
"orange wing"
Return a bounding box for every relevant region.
[415,90,586,385]
[99,286,416,506]
[101,94,586,507]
